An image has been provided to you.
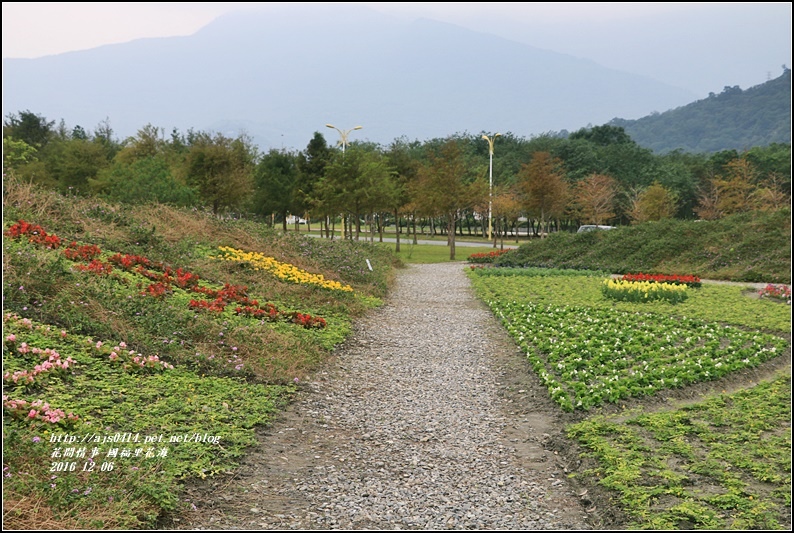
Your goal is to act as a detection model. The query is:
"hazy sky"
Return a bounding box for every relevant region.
[0,2,724,58]
[3,2,791,96]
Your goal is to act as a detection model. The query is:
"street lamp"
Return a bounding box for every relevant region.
[482,132,501,243]
[326,124,363,154]
[326,124,363,240]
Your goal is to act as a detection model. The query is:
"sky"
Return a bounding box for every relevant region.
[3,2,792,96]
[1,2,727,59]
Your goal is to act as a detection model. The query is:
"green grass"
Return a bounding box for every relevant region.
[374,242,504,264]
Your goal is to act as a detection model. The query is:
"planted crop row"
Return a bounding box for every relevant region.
[490,300,787,411]
[567,376,791,529]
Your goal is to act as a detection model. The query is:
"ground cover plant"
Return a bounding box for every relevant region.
[2,178,399,529]
[468,267,791,529]
[494,209,791,284]
[567,376,791,529]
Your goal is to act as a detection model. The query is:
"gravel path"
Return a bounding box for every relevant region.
[177,263,593,530]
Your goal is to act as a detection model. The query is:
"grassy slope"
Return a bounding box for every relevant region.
[2,178,400,529]
[494,210,792,284]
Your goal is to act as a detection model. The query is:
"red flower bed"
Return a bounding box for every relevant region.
[63,242,102,261]
[4,220,61,249]
[73,259,113,276]
[467,249,513,264]
[6,220,329,329]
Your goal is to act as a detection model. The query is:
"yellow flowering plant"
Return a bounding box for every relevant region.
[212,246,354,292]
[601,278,688,304]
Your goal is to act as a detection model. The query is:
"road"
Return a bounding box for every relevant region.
[303,232,521,249]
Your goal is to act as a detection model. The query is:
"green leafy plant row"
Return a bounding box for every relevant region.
[567,376,791,530]
[487,299,787,411]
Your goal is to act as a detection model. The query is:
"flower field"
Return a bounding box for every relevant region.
[2,184,396,531]
[489,300,786,411]
[468,267,791,529]
[2,311,293,528]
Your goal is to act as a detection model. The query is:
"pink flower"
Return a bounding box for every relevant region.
[28,409,38,418]
[5,334,16,342]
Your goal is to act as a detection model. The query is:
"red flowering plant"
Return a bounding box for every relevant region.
[289,312,327,329]
[63,242,102,261]
[73,259,114,276]
[4,220,62,249]
[107,252,154,270]
[467,249,513,264]
[621,272,701,288]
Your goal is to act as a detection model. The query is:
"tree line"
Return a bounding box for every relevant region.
[4,110,791,259]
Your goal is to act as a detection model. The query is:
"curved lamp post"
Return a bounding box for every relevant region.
[482,132,501,243]
[326,124,363,240]
[326,124,363,154]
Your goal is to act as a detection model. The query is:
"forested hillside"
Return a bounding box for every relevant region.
[609,68,791,154]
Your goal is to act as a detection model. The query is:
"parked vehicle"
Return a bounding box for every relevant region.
[577,225,616,233]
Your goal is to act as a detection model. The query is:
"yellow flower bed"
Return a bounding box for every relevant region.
[213,246,354,292]
[602,278,688,304]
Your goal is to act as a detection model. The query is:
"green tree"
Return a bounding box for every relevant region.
[253,148,299,231]
[183,132,255,215]
[320,146,395,241]
[2,137,38,171]
[71,125,89,140]
[95,156,196,206]
[517,152,569,236]
[92,118,122,161]
[45,138,109,194]
[3,110,55,149]
[569,124,634,146]
[412,140,484,259]
[115,124,166,165]
[384,138,421,251]
[297,132,333,233]
[628,181,678,223]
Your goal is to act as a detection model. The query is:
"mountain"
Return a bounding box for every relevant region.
[2,5,698,151]
[608,69,791,154]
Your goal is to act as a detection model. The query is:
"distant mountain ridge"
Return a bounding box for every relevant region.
[609,68,791,154]
[2,4,697,151]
